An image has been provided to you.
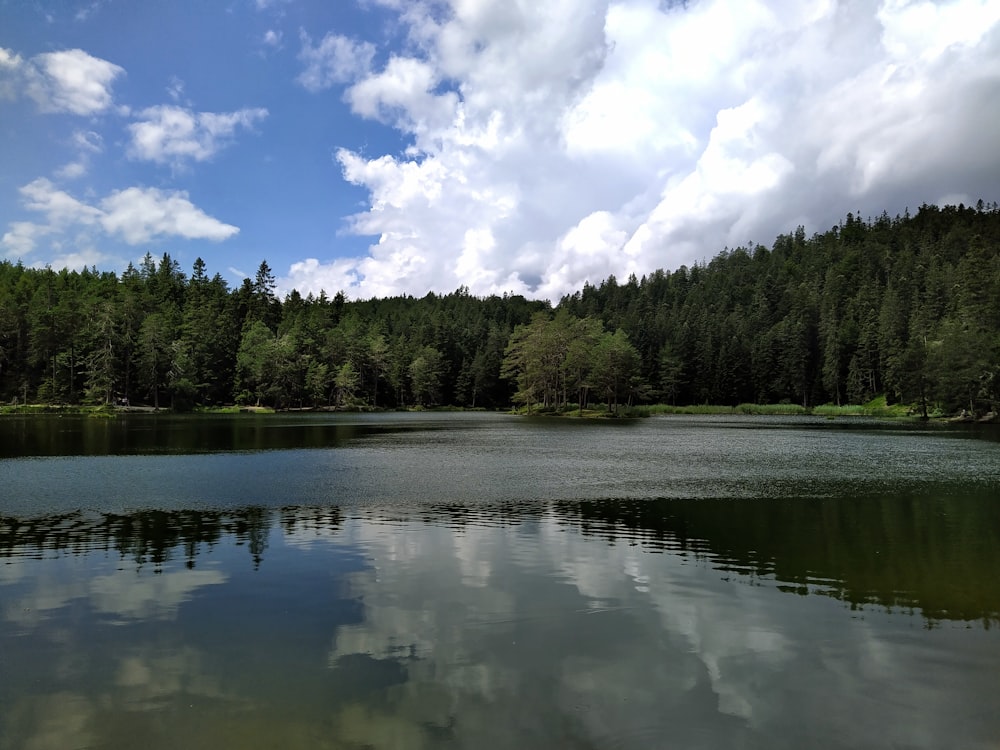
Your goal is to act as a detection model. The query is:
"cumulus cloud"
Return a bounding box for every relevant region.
[1,178,239,258]
[99,186,240,243]
[1,221,52,256]
[297,31,377,91]
[20,177,104,227]
[285,0,1000,300]
[127,105,268,166]
[24,48,124,115]
[347,56,459,134]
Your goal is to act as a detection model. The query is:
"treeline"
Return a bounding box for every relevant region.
[1,202,998,414]
[0,254,545,410]
[561,202,1000,415]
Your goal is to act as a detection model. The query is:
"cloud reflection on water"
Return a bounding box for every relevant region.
[2,502,1000,749]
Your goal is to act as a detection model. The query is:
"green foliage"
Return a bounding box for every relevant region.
[811,397,911,418]
[501,313,644,414]
[409,346,444,406]
[1,203,998,415]
[334,361,360,407]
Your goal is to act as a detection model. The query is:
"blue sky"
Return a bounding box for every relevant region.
[2,0,999,301]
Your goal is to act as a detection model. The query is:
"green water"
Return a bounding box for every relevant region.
[1,413,999,749]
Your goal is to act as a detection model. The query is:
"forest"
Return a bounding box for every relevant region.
[0,201,998,416]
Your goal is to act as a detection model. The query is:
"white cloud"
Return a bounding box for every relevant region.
[99,186,240,243]
[297,31,377,91]
[166,75,185,103]
[0,47,23,99]
[52,129,104,180]
[20,177,103,227]
[127,105,268,166]
[72,129,104,153]
[0,47,22,70]
[45,247,120,271]
[282,0,1000,300]
[74,1,109,22]
[263,29,283,48]
[283,257,361,297]
[25,48,124,115]
[55,160,88,180]
[347,55,459,135]
[1,222,52,256]
[879,0,1000,61]
[1,179,239,258]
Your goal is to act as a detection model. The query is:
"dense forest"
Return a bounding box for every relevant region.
[1,202,998,415]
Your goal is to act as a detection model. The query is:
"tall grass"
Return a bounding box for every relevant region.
[644,404,736,415]
[0,403,120,416]
[636,396,922,418]
[812,396,912,418]
[736,403,809,416]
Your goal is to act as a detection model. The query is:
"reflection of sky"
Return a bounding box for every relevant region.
[3,512,1000,749]
[326,513,1000,750]
[2,560,227,628]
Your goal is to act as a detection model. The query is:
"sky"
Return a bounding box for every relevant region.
[1,0,999,302]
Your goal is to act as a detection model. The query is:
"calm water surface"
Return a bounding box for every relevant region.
[1,412,999,749]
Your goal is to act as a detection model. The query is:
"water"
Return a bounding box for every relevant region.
[1,412,999,749]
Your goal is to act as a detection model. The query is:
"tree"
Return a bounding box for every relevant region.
[657,345,683,405]
[366,332,390,407]
[591,329,641,414]
[84,299,118,404]
[334,361,360,407]
[562,317,603,413]
[1,204,998,415]
[500,313,567,411]
[926,316,993,414]
[306,360,331,406]
[138,312,174,409]
[409,346,444,406]
[235,320,274,406]
[27,269,62,402]
[248,260,279,330]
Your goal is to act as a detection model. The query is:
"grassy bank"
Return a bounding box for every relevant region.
[0,403,279,416]
[513,395,930,419]
[809,396,920,418]
[0,404,121,416]
[0,397,949,420]
[643,396,918,418]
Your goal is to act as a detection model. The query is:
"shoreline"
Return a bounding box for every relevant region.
[2,402,996,423]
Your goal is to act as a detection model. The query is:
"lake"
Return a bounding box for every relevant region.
[2,412,999,749]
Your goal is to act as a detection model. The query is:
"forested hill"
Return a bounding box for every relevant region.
[1,202,998,414]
